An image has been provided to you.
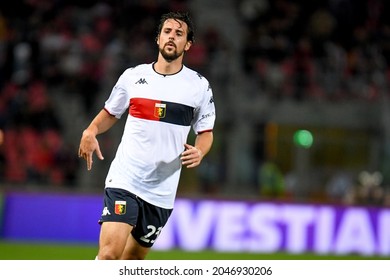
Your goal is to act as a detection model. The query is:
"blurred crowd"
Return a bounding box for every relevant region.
[238,0,389,101]
[0,0,389,206]
[0,0,190,187]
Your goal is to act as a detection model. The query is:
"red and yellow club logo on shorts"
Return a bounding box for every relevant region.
[115,200,126,215]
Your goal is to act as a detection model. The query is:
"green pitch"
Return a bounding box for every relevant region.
[0,240,388,260]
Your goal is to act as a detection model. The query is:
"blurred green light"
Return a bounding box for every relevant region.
[294,130,313,148]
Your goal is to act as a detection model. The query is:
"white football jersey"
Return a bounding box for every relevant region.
[103,63,216,208]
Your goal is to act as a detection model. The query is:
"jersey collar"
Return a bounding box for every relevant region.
[152,62,184,77]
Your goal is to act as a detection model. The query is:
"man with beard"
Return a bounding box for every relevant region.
[78,12,216,260]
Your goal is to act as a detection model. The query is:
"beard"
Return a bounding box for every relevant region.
[159,44,184,62]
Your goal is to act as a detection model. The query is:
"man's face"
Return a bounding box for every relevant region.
[157,19,192,62]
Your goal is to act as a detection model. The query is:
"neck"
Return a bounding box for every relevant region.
[154,54,184,75]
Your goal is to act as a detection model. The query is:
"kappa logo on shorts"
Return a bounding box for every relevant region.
[115,201,126,215]
[102,207,111,216]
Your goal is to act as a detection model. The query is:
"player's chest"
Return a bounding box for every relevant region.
[130,76,197,104]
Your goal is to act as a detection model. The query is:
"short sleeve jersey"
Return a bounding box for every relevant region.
[103,63,216,209]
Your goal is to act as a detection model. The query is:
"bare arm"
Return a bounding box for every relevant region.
[181,131,213,168]
[78,109,118,170]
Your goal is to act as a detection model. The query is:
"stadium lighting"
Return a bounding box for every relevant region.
[293,129,313,148]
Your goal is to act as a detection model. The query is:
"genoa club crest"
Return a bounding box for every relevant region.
[115,201,126,215]
[154,103,166,118]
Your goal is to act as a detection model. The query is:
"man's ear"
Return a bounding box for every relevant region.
[156,35,160,45]
[184,41,192,52]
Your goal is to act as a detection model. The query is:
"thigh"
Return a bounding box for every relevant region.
[120,233,151,260]
[98,221,133,260]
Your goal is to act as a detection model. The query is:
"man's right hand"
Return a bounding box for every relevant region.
[78,129,104,171]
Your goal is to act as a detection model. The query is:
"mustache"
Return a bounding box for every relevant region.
[164,41,177,48]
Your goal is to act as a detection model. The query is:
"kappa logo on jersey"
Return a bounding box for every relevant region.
[102,207,111,216]
[154,103,166,118]
[135,78,148,84]
[115,201,126,215]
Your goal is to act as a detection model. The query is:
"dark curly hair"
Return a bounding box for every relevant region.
[156,11,195,43]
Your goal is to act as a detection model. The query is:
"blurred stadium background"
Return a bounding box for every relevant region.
[0,0,390,259]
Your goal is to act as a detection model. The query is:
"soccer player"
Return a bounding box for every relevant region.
[78,11,216,260]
